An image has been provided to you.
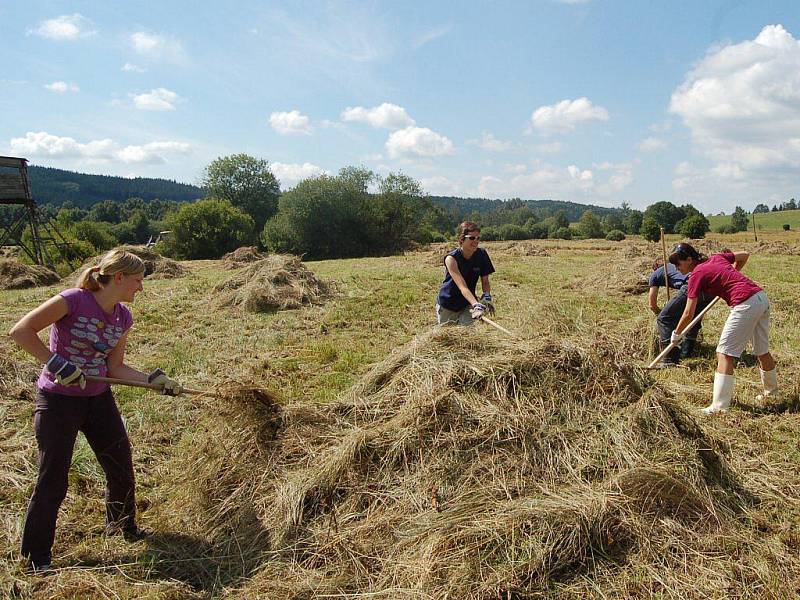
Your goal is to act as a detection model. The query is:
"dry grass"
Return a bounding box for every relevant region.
[0,259,61,290]
[221,246,268,267]
[73,245,188,281]
[163,326,799,599]
[213,254,335,313]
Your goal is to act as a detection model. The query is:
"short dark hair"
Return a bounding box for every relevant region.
[457,221,480,241]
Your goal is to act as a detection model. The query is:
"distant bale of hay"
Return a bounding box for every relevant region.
[222,246,268,267]
[750,240,800,256]
[0,259,60,290]
[213,254,334,312]
[73,245,187,281]
[166,327,788,599]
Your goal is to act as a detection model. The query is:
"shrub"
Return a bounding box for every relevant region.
[606,229,626,241]
[549,226,573,240]
[716,224,737,234]
[527,222,550,239]
[639,216,661,242]
[783,224,791,231]
[676,214,710,239]
[162,199,256,260]
[497,224,528,241]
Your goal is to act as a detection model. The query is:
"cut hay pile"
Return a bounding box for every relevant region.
[572,256,653,295]
[162,327,798,598]
[750,240,800,256]
[222,246,268,267]
[73,245,187,281]
[506,241,551,257]
[213,254,334,312]
[0,259,60,290]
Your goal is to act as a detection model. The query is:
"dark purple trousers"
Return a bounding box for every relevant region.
[21,388,137,565]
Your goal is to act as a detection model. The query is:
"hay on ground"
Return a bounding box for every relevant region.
[213,254,334,312]
[0,259,60,290]
[572,256,654,295]
[222,246,268,267]
[73,245,187,281]
[159,327,797,599]
[750,240,800,256]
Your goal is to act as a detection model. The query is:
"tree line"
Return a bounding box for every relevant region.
[7,153,797,267]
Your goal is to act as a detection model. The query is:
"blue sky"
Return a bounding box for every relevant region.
[2,1,799,213]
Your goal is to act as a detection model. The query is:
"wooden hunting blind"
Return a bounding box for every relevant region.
[0,155,74,268]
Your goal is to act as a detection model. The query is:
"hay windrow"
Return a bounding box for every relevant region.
[213,254,335,312]
[222,246,268,267]
[163,326,796,599]
[0,259,60,290]
[571,256,654,295]
[72,245,188,281]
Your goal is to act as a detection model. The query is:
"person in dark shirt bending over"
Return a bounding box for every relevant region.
[436,221,495,326]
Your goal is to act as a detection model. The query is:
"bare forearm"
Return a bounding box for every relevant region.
[106,363,149,382]
[9,328,53,364]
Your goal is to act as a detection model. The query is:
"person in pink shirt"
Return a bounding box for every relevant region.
[669,243,777,414]
[8,249,183,573]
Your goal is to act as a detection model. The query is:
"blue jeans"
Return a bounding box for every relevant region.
[656,287,713,361]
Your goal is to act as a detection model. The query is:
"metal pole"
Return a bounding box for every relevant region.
[752,211,758,242]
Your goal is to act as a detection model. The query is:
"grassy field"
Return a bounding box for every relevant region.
[1,233,799,599]
[707,208,800,232]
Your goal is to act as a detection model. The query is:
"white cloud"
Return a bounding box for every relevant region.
[271,162,328,187]
[341,103,415,130]
[532,141,565,154]
[467,131,514,152]
[30,14,96,40]
[649,121,672,133]
[122,62,146,73]
[132,88,180,111]
[9,131,190,165]
[668,24,800,207]
[269,110,313,135]
[474,159,631,199]
[420,175,460,195]
[529,97,609,133]
[129,32,187,63]
[637,137,667,152]
[385,126,454,158]
[413,23,453,49]
[44,81,79,93]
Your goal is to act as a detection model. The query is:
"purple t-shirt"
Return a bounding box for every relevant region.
[37,288,133,396]
[686,252,763,307]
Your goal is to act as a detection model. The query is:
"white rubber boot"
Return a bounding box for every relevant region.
[755,368,778,402]
[702,373,735,415]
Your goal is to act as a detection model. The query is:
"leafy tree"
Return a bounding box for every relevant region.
[577,210,604,238]
[730,206,748,232]
[203,154,280,231]
[497,224,528,240]
[606,229,626,241]
[677,214,710,239]
[624,210,643,234]
[72,221,117,251]
[753,203,770,213]
[787,198,797,210]
[549,226,572,240]
[87,200,122,223]
[374,172,432,253]
[162,199,255,259]
[643,201,683,233]
[602,212,624,232]
[527,222,550,239]
[640,215,661,242]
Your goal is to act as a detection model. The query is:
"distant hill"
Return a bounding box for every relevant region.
[707,209,800,232]
[27,165,204,207]
[430,196,620,222]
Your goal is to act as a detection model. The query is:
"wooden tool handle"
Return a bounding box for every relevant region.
[85,375,213,396]
[646,296,721,369]
[479,315,517,338]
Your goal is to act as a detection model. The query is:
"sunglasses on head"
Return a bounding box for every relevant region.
[464,234,480,240]
[672,243,690,254]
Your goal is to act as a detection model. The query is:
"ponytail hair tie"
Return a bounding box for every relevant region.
[91,266,102,273]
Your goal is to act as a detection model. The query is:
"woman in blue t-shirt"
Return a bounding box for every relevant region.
[435,221,496,325]
[8,249,182,573]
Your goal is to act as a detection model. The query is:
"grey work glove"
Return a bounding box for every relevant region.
[148,368,183,396]
[470,302,487,320]
[46,353,86,388]
[480,293,495,315]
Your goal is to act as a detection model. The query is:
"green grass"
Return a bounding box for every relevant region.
[1,238,799,598]
[707,208,800,231]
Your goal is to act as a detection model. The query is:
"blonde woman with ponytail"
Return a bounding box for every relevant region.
[9,249,183,573]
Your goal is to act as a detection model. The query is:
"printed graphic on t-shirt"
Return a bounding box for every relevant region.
[66,316,125,375]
